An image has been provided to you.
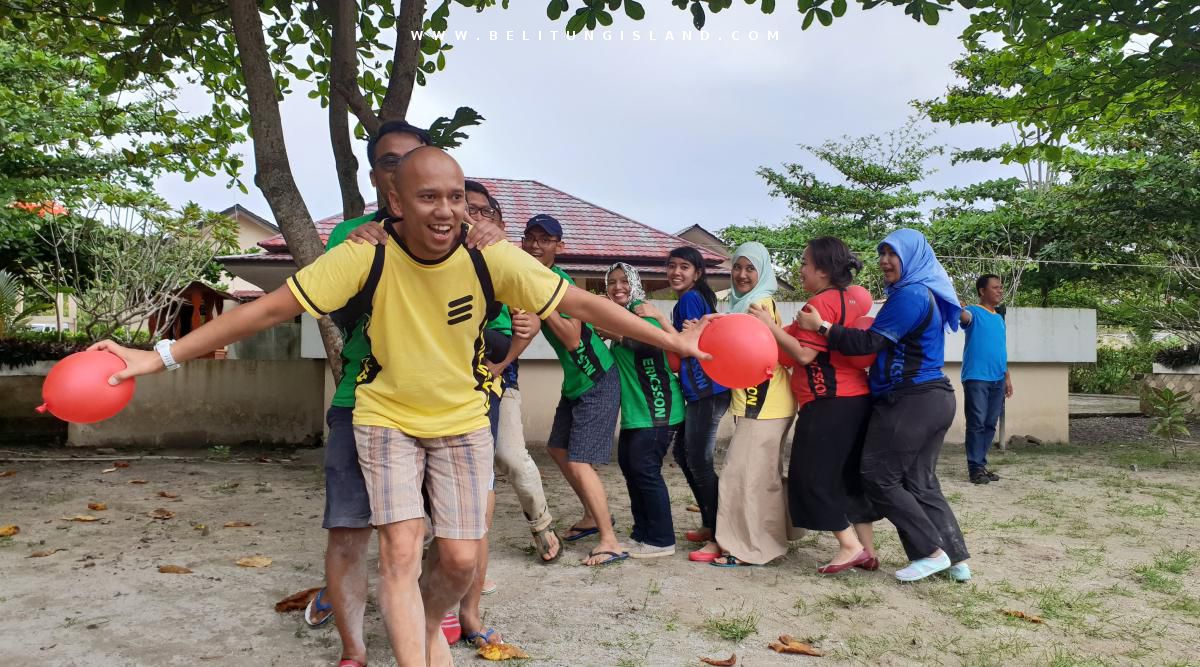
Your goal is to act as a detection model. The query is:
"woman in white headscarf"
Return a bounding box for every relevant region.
[702,242,798,567]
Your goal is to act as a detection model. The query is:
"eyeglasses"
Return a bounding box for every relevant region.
[468,205,498,220]
[522,235,560,247]
[375,154,405,172]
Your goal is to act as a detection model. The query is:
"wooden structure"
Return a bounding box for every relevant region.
[147,282,237,359]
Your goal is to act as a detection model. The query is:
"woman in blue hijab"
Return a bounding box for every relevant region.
[794,228,970,583]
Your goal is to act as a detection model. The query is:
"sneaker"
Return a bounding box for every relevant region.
[895,553,951,582]
[947,562,972,582]
[627,541,676,559]
[969,471,990,485]
[983,467,1000,482]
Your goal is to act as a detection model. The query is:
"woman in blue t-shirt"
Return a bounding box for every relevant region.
[794,229,971,583]
[637,246,730,557]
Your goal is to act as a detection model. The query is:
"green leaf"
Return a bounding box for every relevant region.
[690,2,705,30]
[565,10,588,33]
[922,3,940,25]
[624,0,645,20]
[761,0,775,13]
[797,0,813,11]
[831,0,846,17]
[547,0,563,20]
[801,8,815,29]
[816,7,832,25]
[596,9,613,26]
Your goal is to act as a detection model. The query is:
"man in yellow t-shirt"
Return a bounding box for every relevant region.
[92,147,711,667]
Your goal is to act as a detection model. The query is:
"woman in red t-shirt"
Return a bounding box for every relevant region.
[750,236,880,574]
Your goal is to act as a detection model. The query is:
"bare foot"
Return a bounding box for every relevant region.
[427,628,455,667]
[582,539,626,566]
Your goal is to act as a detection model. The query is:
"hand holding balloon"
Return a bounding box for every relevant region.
[37,350,136,423]
[87,340,166,385]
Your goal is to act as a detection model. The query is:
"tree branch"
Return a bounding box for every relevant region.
[379,0,426,122]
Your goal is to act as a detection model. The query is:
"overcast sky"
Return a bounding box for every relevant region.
[154,3,1019,236]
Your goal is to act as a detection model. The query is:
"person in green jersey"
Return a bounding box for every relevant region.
[601,262,685,559]
[522,214,627,567]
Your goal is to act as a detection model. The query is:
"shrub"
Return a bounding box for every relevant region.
[1069,341,1161,395]
[0,330,151,369]
[1155,345,1200,370]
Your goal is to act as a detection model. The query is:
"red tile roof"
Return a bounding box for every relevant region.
[248,178,725,269]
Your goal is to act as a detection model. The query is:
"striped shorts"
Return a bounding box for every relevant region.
[353,425,493,539]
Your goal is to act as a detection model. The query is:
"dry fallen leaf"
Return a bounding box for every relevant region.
[101,468,117,474]
[128,479,147,485]
[158,565,193,574]
[28,548,66,558]
[113,461,130,468]
[147,508,175,520]
[0,524,18,537]
[223,521,254,528]
[768,635,824,657]
[236,555,272,568]
[275,587,322,613]
[701,654,737,666]
[477,644,529,661]
[62,515,99,522]
[1001,609,1045,624]
[1,470,15,477]
[157,491,179,499]
[87,502,107,511]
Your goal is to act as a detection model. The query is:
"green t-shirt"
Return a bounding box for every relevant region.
[325,212,378,408]
[487,304,512,336]
[610,302,685,430]
[540,265,614,400]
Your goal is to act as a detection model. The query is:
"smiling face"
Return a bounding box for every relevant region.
[878,244,902,285]
[606,266,632,306]
[800,246,831,294]
[385,147,466,260]
[731,256,759,295]
[466,190,503,229]
[666,257,700,294]
[521,227,561,268]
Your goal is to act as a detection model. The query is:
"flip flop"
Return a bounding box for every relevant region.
[585,549,629,567]
[711,555,759,568]
[463,627,502,647]
[532,525,563,563]
[303,587,334,628]
[564,517,615,542]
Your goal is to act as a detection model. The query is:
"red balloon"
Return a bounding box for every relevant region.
[845,285,874,319]
[697,313,779,389]
[841,315,877,369]
[666,351,682,373]
[36,350,135,424]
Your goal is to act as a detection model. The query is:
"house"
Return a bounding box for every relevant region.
[218,178,730,295]
[219,204,281,299]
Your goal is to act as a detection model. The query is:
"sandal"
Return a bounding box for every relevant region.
[531,525,562,563]
[564,516,614,542]
[711,555,759,568]
[303,587,334,628]
[584,549,629,566]
[463,627,502,647]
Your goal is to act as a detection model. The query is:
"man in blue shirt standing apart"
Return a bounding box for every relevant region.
[959,274,1013,485]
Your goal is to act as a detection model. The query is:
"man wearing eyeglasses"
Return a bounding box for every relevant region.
[522,215,627,567]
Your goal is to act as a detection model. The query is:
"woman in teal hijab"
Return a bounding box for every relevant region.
[703,242,798,567]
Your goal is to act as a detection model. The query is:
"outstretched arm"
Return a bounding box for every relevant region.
[556,285,708,359]
[89,287,305,384]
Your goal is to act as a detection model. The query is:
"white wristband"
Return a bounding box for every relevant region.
[154,339,181,371]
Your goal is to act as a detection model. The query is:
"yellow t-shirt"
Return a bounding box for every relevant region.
[287,235,566,438]
[731,297,797,420]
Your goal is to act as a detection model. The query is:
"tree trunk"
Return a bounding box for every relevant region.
[379,0,426,121]
[228,0,343,379]
[326,0,366,219]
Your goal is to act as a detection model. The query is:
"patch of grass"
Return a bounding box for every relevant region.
[1017,490,1070,518]
[703,608,760,642]
[208,445,232,461]
[1164,595,1200,619]
[0,536,13,548]
[1133,564,1181,594]
[1065,545,1105,570]
[1107,499,1167,518]
[210,481,240,495]
[945,491,964,504]
[921,581,997,629]
[1033,585,1102,627]
[1040,646,1113,667]
[991,515,1043,530]
[1153,548,1197,574]
[646,579,661,595]
[820,589,882,609]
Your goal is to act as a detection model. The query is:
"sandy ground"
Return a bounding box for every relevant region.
[2,425,1199,667]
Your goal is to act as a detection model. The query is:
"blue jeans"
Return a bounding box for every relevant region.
[963,379,1005,474]
[673,391,731,531]
[617,425,678,548]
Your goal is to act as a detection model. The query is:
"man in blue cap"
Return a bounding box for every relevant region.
[522,214,627,566]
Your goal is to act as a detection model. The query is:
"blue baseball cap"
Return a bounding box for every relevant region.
[525,214,563,239]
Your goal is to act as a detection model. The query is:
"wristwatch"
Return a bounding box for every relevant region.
[154,339,181,371]
[817,320,833,337]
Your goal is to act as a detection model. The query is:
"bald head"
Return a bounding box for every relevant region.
[384,146,470,260]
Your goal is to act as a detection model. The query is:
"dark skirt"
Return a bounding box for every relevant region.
[788,395,876,531]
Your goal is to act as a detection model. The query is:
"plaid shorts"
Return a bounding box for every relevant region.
[353,425,493,539]
[547,367,621,465]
